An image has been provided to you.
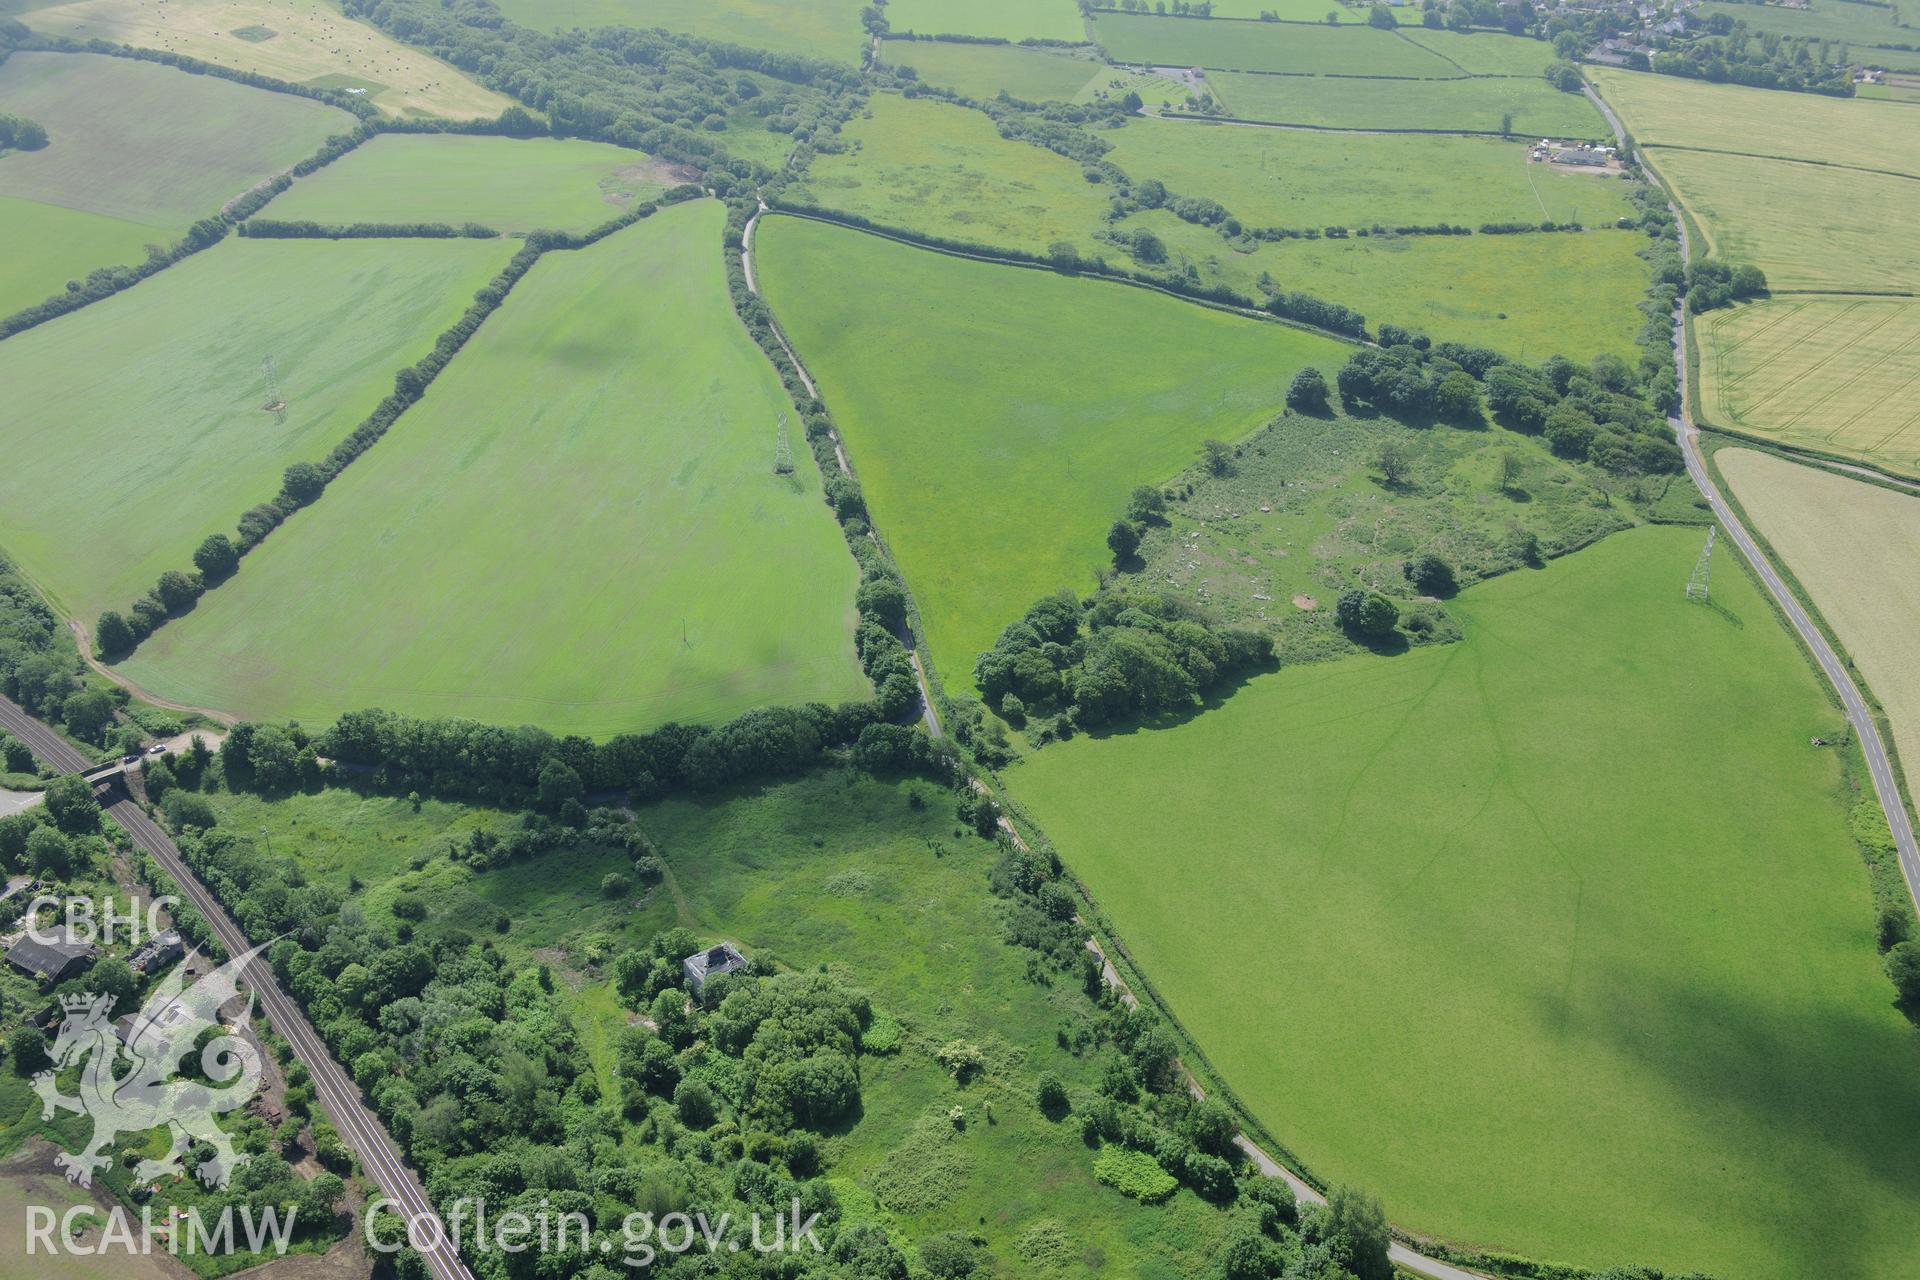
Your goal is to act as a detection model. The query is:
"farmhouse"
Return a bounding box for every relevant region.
[1554,147,1611,167]
[6,930,98,984]
[683,942,747,995]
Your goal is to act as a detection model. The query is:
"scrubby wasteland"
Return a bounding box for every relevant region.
[1,2,1918,1279]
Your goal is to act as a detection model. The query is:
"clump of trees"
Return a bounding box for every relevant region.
[0,111,48,150]
[1685,258,1768,313]
[973,589,1274,738]
[1336,335,1489,427]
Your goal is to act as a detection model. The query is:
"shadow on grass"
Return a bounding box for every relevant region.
[1519,952,1920,1275]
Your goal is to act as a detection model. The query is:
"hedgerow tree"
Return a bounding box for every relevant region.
[1323,1185,1393,1280]
[193,533,240,581]
[1888,942,1920,1007]
[94,611,134,656]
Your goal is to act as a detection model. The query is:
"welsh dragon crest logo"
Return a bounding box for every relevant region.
[33,943,269,1190]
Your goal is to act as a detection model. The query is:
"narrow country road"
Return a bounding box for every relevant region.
[0,693,478,1280]
[1590,71,1920,907]
[742,198,944,739]
[1664,222,1920,916]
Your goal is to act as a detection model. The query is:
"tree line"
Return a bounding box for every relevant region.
[239,219,501,239]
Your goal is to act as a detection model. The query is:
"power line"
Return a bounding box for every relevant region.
[1685,526,1716,602]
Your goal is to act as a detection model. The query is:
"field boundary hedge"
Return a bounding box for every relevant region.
[1641,140,1920,184]
[1157,108,1550,138]
[725,199,945,733]
[0,42,584,341]
[238,220,503,239]
[0,47,385,341]
[762,198,1373,342]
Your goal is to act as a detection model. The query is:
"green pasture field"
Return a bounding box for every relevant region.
[121,201,867,735]
[20,0,513,118]
[0,236,507,626]
[1125,210,1649,359]
[878,38,1101,101]
[1395,26,1558,76]
[1129,405,1632,664]
[1589,66,1920,175]
[1103,117,1639,229]
[0,194,157,317]
[1093,11,1460,74]
[489,0,868,61]
[1697,297,1920,475]
[1697,0,1919,53]
[755,214,1350,685]
[263,134,667,232]
[1647,146,1920,290]
[0,51,351,229]
[1717,447,1920,801]
[1186,0,1364,20]
[1010,524,1920,1280]
[884,0,1089,42]
[788,92,1111,256]
[1208,69,1606,134]
[203,769,1240,1275]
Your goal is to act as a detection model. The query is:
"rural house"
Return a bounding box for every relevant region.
[683,942,747,995]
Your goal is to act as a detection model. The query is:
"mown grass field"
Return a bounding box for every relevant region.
[1209,68,1605,134]
[0,50,351,228]
[1094,11,1460,74]
[1010,525,1920,1280]
[878,38,1101,101]
[788,92,1111,255]
[263,134,667,232]
[1589,66,1920,175]
[205,770,1241,1277]
[755,214,1350,685]
[1646,146,1920,291]
[1717,447,1920,803]
[490,0,869,62]
[1104,118,1637,229]
[122,201,867,734]
[1395,26,1557,76]
[1127,211,1648,359]
[1698,298,1920,475]
[18,0,511,118]
[0,236,507,625]
[0,194,157,317]
[885,0,1088,42]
